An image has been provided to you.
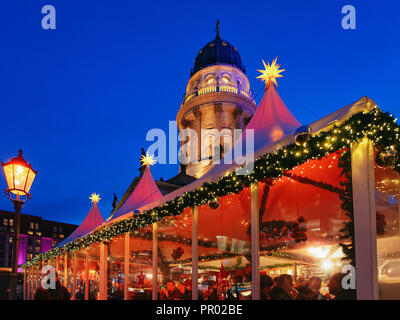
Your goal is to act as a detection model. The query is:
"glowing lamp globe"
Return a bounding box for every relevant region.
[1,150,37,200]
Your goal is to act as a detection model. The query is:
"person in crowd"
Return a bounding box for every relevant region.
[327,272,356,300]
[260,274,274,300]
[183,279,192,300]
[202,281,218,300]
[295,275,307,289]
[34,270,70,300]
[308,276,327,300]
[270,274,293,300]
[75,281,85,300]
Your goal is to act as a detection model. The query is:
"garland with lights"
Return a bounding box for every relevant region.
[338,149,356,266]
[21,107,400,268]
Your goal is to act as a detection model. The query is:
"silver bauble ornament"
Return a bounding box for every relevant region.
[376,149,397,168]
[294,125,312,146]
[208,198,220,210]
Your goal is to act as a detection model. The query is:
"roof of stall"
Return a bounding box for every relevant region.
[107,164,163,223]
[57,200,104,247]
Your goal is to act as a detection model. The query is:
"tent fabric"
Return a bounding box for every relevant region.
[135,95,376,215]
[107,165,163,222]
[239,84,301,153]
[57,202,104,247]
[203,84,300,178]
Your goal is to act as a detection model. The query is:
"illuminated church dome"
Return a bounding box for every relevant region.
[177,20,256,178]
[191,31,245,76]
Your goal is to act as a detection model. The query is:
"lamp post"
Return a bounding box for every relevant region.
[1,150,37,300]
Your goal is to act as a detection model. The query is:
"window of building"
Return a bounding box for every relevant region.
[52,240,57,247]
[3,218,8,226]
[59,234,64,239]
[222,74,230,84]
[35,246,40,254]
[29,222,34,230]
[35,223,39,230]
[28,245,33,253]
[9,219,13,227]
[9,236,13,243]
[205,75,215,85]
[27,254,32,260]
[36,239,41,246]
[59,226,63,233]
[53,226,57,233]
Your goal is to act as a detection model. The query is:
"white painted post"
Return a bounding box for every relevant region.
[99,242,107,300]
[152,223,158,300]
[85,250,89,300]
[251,182,260,300]
[192,205,199,300]
[351,138,379,300]
[124,232,130,300]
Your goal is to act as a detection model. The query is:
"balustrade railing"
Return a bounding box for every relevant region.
[183,85,255,104]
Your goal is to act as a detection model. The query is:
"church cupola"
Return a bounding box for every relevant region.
[176,20,257,178]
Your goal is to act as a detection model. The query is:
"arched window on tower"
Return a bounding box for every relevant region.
[221,128,233,157]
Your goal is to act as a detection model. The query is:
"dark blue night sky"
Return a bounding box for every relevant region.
[1,0,399,225]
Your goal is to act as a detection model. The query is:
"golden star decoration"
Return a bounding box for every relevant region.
[89,193,101,203]
[140,152,156,167]
[256,57,285,87]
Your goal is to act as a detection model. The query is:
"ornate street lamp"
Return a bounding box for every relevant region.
[1,150,37,300]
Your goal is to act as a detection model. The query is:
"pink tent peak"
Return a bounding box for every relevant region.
[57,202,104,247]
[109,165,163,221]
[246,84,301,151]
[204,84,301,176]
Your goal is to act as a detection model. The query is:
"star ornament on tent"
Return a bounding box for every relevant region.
[89,193,101,203]
[257,57,285,87]
[140,152,157,167]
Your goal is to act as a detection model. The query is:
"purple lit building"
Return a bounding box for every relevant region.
[0,209,77,299]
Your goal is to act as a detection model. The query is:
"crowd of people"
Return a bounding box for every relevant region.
[261,272,356,300]
[32,269,356,300]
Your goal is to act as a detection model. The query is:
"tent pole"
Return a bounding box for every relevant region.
[192,205,199,300]
[99,242,107,300]
[152,222,158,300]
[26,268,30,300]
[71,253,77,300]
[124,232,130,300]
[351,138,379,300]
[55,256,59,278]
[63,252,68,288]
[36,262,41,293]
[251,182,260,300]
[30,266,34,300]
[85,250,89,300]
[23,268,27,300]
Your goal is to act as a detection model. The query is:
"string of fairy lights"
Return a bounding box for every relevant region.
[20,106,400,268]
